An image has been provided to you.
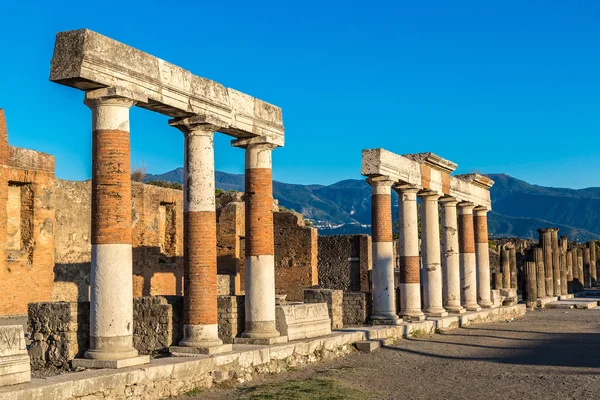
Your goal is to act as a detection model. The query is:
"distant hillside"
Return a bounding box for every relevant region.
[145,170,600,242]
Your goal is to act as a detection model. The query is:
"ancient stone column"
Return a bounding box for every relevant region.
[419,191,447,317]
[440,198,465,314]
[168,117,230,354]
[567,249,574,294]
[396,185,425,321]
[538,229,554,297]
[509,245,518,290]
[578,248,585,292]
[239,143,283,342]
[493,272,503,290]
[560,249,568,296]
[458,202,480,311]
[474,208,493,308]
[368,179,400,325]
[533,247,545,298]
[583,247,591,289]
[589,242,597,287]
[501,247,511,289]
[550,229,561,296]
[77,88,147,367]
[524,261,537,307]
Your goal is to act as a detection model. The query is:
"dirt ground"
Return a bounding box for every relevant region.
[176,309,600,400]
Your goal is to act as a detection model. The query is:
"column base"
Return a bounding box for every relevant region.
[478,300,494,308]
[445,305,466,314]
[170,344,233,356]
[465,304,481,312]
[402,310,426,322]
[72,355,149,370]
[371,315,403,325]
[234,336,288,345]
[424,309,448,318]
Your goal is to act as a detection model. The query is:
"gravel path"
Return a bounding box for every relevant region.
[178,309,600,400]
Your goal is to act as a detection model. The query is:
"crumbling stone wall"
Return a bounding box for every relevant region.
[217,296,245,343]
[317,234,372,292]
[0,109,56,316]
[342,291,371,326]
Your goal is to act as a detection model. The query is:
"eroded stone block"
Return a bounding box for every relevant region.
[276,303,331,341]
[0,325,30,387]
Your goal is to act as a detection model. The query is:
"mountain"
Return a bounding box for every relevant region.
[144,170,600,242]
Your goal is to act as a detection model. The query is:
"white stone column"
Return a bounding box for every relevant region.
[458,202,480,311]
[369,178,401,324]
[168,117,231,355]
[474,207,493,308]
[419,191,447,317]
[73,88,148,369]
[395,185,425,321]
[440,197,465,314]
[235,142,286,344]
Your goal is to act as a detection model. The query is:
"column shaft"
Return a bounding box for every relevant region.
[578,249,584,292]
[369,179,400,324]
[458,203,480,311]
[551,229,561,295]
[241,144,281,339]
[420,193,447,317]
[589,242,597,287]
[533,247,545,298]
[583,247,591,289]
[501,247,511,289]
[397,186,425,321]
[567,249,574,294]
[538,229,554,297]
[474,209,493,307]
[524,261,537,307]
[441,199,464,314]
[85,93,138,361]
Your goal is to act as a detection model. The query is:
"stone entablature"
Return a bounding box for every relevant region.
[361,148,493,210]
[50,29,284,146]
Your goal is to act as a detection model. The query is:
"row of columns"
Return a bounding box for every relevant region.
[370,180,493,323]
[82,89,282,364]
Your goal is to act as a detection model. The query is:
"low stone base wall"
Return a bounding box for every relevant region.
[0,326,30,388]
[1,305,525,400]
[275,303,331,340]
[304,289,371,328]
[28,295,243,368]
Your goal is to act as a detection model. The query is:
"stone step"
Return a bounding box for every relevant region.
[546,300,598,310]
[355,338,392,353]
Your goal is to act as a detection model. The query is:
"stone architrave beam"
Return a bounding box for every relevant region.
[361,149,493,209]
[49,29,284,146]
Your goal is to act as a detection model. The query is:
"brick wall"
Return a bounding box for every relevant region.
[317,234,372,292]
[342,291,371,326]
[0,110,55,316]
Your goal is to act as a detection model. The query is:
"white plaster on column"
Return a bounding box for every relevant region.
[397,186,424,321]
[244,255,279,337]
[184,131,215,212]
[440,199,464,313]
[420,193,447,317]
[461,252,480,311]
[86,96,136,131]
[246,144,273,169]
[476,241,493,308]
[371,241,399,321]
[180,324,222,347]
[90,244,134,339]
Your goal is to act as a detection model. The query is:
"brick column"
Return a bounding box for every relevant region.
[440,198,464,314]
[458,202,480,311]
[396,185,425,321]
[368,178,400,324]
[474,208,493,308]
[238,143,284,343]
[168,117,231,354]
[538,229,554,297]
[76,88,148,367]
[419,191,447,317]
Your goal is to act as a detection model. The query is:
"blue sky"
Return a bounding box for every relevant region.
[1,1,599,188]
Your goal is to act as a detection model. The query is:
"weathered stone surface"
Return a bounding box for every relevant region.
[275,303,331,341]
[50,29,284,144]
[0,326,30,387]
[304,289,343,329]
[317,234,371,292]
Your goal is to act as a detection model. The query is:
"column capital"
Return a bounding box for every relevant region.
[231,135,282,149]
[367,176,395,191]
[418,189,441,200]
[473,206,489,216]
[439,196,458,206]
[457,201,475,214]
[169,115,227,135]
[84,87,147,108]
[392,183,419,194]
